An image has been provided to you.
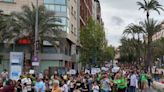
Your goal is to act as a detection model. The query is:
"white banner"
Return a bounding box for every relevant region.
[91,68,101,75]
[10,52,24,80]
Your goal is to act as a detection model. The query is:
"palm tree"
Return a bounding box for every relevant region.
[137,0,164,71]
[119,37,138,63]
[0,14,14,42]
[137,0,164,20]
[123,24,145,63]
[123,23,144,40]
[140,19,162,70]
[1,4,62,51]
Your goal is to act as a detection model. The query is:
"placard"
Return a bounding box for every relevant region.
[91,68,101,75]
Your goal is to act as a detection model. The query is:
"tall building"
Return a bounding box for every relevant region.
[92,0,103,23]
[80,0,92,26]
[0,0,79,73]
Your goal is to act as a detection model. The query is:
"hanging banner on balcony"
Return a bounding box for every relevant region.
[10,52,24,80]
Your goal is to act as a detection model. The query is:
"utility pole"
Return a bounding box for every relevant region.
[32,0,39,74]
[34,0,38,57]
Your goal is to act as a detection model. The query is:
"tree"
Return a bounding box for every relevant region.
[123,23,144,40]
[0,14,13,42]
[137,0,164,71]
[123,23,145,63]
[0,4,62,52]
[137,0,164,20]
[140,19,162,69]
[119,37,139,63]
[102,46,115,62]
[80,18,106,66]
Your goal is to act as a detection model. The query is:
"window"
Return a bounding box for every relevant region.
[2,0,14,3]
[74,10,76,19]
[43,46,57,53]
[61,6,66,12]
[71,24,73,33]
[54,0,66,5]
[45,5,55,11]
[55,17,67,25]
[71,6,73,15]
[44,0,54,4]
[74,27,76,35]
[54,5,60,12]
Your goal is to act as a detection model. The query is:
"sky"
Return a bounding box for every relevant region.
[99,0,164,47]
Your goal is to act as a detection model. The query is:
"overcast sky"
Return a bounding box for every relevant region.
[99,0,164,47]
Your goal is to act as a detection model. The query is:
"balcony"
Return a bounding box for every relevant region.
[0,53,72,61]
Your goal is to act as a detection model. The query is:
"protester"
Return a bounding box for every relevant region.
[35,78,46,92]
[92,81,99,92]
[61,80,69,92]
[51,80,62,92]
[0,78,3,92]
[1,69,8,81]
[0,63,158,92]
[129,71,138,92]
[101,74,112,92]
[16,79,22,92]
[2,79,15,92]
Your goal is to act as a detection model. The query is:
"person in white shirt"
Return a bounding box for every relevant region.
[1,69,8,81]
[130,71,138,92]
[62,80,69,92]
[92,81,99,92]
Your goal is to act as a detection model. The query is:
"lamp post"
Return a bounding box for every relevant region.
[34,0,39,56]
[32,0,39,74]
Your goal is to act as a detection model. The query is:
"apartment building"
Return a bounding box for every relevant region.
[0,0,80,73]
[80,0,92,26]
[152,22,164,41]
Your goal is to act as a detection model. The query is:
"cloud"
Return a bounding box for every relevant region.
[100,0,164,47]
[111,16,124,26]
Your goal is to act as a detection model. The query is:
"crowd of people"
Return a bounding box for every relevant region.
[0,64,154,92]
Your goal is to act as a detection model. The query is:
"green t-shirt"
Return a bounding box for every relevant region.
[114,78,127,89]
[141,74,147,82]
[97,74,101,81]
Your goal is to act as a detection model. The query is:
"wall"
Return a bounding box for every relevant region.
[0,0,43,14]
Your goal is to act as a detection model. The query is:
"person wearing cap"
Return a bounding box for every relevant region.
[51,80,62,92]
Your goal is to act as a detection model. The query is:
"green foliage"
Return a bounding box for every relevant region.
[0,4,61,47]
[80,18,106,66]
[137,0,164,18]
[152,38,164,59]
[120,19,162,64]
[119,37,144,62]
[102,46,115,61]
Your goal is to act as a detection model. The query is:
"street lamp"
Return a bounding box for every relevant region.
[34,0,39,57]
[32,0,39,73]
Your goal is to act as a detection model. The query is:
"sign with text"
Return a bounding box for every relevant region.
[32,56,40,66]
[10,52,24,80]
[91,68,101,75]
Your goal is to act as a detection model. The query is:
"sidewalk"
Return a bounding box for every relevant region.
[152,81,164,92]
[136,87,157,92]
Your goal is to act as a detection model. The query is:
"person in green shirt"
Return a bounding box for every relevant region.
[140,71,148,91]
[114,73,127,92]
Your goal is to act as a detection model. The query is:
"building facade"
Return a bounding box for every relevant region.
[152,22,164,41]
[80,0,92,26]
[0,0,80,73]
